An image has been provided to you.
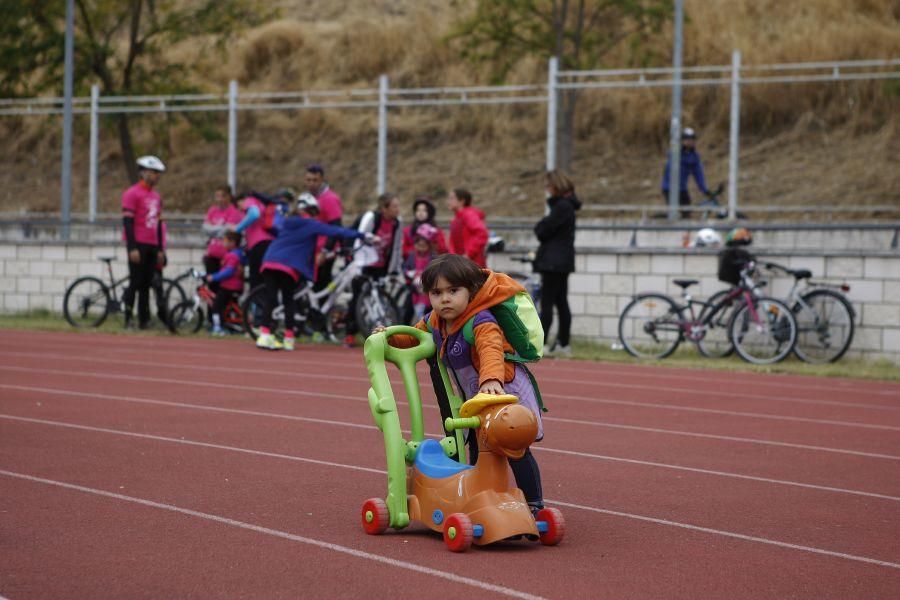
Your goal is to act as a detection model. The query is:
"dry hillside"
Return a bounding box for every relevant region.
[1,0,898,220]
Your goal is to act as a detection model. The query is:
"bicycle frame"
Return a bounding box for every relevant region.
[674,263,762,342]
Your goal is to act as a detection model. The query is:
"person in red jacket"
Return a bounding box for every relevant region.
[446,188,488,268]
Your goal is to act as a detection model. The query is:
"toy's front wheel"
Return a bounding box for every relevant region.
[536,507,565,546]
[361,498,389,535]
[443,513,473,552]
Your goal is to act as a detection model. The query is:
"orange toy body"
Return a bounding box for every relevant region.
[407,394,541,545]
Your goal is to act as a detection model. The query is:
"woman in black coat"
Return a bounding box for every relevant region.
[533,169,581,356]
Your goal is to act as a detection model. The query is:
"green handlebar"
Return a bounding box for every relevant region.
[444,416,480,431]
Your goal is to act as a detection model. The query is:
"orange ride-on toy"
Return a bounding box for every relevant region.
[360,325,565,552]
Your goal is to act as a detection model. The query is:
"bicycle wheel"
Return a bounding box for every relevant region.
[729,296,797,364]
[355,282,400,334]
[696,289,736,358]
[168,301,204,334]
[325,300,352,342]
[618,293,683,359]
[63,276,111,327]
[241,284,273,340]
[792,289,855,363]
[164,274,190,309]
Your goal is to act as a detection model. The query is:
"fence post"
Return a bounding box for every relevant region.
[227,80,238,193]
[667,0,685,221]
[377,74,389,195]
[546,57,558,171]
[728,50,741,221]
[88,84,100,223]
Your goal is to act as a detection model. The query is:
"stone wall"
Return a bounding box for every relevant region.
[2,239,898,361]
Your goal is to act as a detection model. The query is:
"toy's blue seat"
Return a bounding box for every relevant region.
[414,439,473,479]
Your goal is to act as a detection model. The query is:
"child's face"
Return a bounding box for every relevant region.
[223,237,237,251]
[414,238,430,253]
[415,204,429,222]
[446,192,462,212]
[428,276,470,324]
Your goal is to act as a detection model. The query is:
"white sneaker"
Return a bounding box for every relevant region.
[256,333,283,351]
[283,336,295,351]
[542,345,554,357]
[554,344,572,357]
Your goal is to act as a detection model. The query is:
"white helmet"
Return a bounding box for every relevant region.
[693,227,723,248]
[136,155,166,172]
[296,192,319,213]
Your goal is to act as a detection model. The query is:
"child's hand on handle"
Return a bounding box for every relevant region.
[371,325,387,335]
[479,379,504,395]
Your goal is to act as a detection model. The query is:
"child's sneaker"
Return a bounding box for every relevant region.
[256,333,283,351]
[343,334,356,348]
[283,336,295,351]
[554,344,572,357]
[210,326,226,337]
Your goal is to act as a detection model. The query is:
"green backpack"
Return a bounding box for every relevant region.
[461,290,544,363]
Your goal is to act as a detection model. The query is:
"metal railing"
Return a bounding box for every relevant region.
[1,56,897,224]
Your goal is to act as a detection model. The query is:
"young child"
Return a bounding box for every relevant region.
[205,230,245,336]
[402,223,439,322]
[376,253,546,516]
[256,193,373,351]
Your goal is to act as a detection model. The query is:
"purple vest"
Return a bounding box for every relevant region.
[430,310,544,440]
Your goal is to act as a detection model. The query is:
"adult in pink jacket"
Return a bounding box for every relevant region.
[446,188,488,268]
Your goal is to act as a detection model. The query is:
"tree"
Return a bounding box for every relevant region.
[450,0,670,171]
[0,0,272,182]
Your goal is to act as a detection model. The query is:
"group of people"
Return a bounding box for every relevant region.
[121,157,583,354]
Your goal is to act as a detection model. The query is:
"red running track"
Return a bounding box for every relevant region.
[1,329,899,598]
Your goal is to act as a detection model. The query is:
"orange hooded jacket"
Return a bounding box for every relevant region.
[389,270,526,387]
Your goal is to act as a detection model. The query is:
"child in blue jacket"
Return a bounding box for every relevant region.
[256,193,373,351]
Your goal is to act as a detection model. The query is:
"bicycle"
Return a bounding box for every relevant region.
[618,260,798,364]
[241,245,398,343]
[763,261,856,363]
[63,256,186,328]
[166,269,245,335]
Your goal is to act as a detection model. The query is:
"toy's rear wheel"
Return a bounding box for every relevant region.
[361,498,389,535]
[442,513,473,552]
[536,507,565,546]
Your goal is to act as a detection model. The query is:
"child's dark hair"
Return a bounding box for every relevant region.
[453,188,473,206]
[223,230,242,246]
[421,254,487,297]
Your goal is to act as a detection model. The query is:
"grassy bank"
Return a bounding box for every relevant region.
[3,310,897,382]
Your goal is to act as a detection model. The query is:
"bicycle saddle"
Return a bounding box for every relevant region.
[98,256,115,263]
[789,268,812,280]
[672,279,699,289]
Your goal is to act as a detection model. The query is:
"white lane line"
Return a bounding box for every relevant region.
[534,445,900,502]
[542,390,900,432]
[0,469,544,600]
[5,382,897,463]
[4,346,897,411]
[0,386,900,501]
[4,410,898,505]
[4,416,899,571]
[545,415,900,461]
[4,364,896,432]
[548,499,900,570]
[0,414,383,474]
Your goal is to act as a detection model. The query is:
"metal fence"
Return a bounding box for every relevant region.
[1,55,897,223]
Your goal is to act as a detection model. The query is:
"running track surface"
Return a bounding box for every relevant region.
[1,329,899,599]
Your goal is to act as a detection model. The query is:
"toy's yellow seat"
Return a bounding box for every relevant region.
[459,393,519,418]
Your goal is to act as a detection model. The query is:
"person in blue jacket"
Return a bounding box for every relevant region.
[256,193,375,351]
[661,127,711,218]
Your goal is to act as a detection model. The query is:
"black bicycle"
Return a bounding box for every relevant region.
[63,256,186,328]
[618,261,798,364]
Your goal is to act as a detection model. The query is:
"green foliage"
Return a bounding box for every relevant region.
[448,0,671,82]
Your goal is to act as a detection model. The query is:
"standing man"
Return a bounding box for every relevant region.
[446,188,488,268]
[122,155,167,329]
[305,163,344,290]
[661,127,711,218]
